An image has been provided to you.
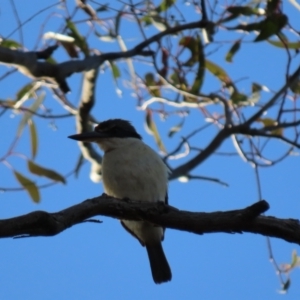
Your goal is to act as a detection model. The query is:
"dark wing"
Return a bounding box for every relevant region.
[165,192,168,205]
[160,192,169,240]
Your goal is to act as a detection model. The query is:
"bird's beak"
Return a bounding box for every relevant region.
[68,131,109,142]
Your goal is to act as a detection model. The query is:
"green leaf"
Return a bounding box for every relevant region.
[16,82,37,101]
[168,119,184,137]
[290,250,300,268]
[190,72,204,95]
[257,118,283,136]
[150,16,169,31]
[179,36,200,66]
[145,73,161,97]
[291,250,298,268]
[156,0,176,13]
[28,160,66,184]
[252,83,262,93]
[108,61,121,94]
[140,13,169,30]
[110,62,120,79]
[170,72,180,85]
[205,60,232,84]
[145,110,166,153]
[169,71,189,94]
[66,20,89,55]
[227,6,262,16]
[29,120,38,159]
[141,15,152,27]
[268,40,300,49]
[190,36,205,94]
[46,57,57,64]
[231,91,248,104]
[0,99,15,107]
[255,14,288,42]
[258,118,275,126]
[14,171,40,203]
[0,39,21,48]
[225,40,241,63]
[247,83,262,103]
[17,92,45,136]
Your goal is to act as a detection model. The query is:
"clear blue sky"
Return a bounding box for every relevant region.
[1,1,300,299]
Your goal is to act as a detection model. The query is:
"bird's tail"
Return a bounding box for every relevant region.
[146,243,172,284]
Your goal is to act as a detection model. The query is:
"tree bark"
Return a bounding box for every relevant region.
[0,195,299,245]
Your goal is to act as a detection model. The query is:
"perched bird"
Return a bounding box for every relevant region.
[68,119,171,284]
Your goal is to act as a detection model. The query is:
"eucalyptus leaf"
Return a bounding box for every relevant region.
[66,20,89,55]
[14,171,40,203]
[205,60,231,84]
[257,118,283,136]
[168,119,184,138]
[225,40,241,63]
[16,82,37,101]
[268,40,300,49]
[17,92,45,136]
[28,160,66,184]
[145,73,160,97]
[29,120,38,159]
[0,39,22,48]
[145,111,166,153]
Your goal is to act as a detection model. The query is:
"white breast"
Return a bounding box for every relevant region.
[101,138,168,202]
[99,137,168,244]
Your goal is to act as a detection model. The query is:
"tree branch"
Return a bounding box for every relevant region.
[0,20,209,93]
[240,128,300,149]
[1,195,299,245]
[75,68,103,182]
[169,127,232,179]
[244,65,300,126]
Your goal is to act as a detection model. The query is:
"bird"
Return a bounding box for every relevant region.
[68,119,172,284]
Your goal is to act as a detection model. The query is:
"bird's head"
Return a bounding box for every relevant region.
[68,119,142,151]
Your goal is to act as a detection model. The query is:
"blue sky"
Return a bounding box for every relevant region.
[1,1,300,299]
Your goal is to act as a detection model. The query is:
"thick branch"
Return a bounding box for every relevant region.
[1,195,299,245]
[0,20,209,92]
